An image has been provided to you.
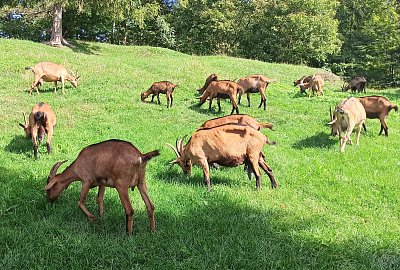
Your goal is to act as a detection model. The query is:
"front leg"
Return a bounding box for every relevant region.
[78,181,95,221]
[157,94,161,104]
[199,160,212,191]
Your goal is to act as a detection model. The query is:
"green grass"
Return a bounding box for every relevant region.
[1,38,400,269]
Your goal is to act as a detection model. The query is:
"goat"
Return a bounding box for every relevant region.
[237,75,275,110]
[19,102,56,159]
[198,80,242,114]
[342,76,367,93]
[198,74,218,94]
[328,97,366,152]
[357,96,398,136]
[167,124,277,191]
[199,114,274,131]
[44,139,160,234]
[141,81,177,108]
[293,75,312,94]
[300,74,324,98]
[26,62,80,95]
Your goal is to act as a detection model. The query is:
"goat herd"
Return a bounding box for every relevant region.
[19,61,398,234]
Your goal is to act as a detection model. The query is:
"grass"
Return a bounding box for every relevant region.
[0,38,400,269]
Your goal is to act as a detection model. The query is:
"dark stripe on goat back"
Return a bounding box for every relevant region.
[37,102,45,107]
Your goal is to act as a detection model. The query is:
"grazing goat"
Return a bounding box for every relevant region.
[167,124,277,191]
[342,76,367,93]
[19,102,56,159]
[293,75,312,93]
[328,97,366,152]
[199,114,274,131]
[141,81,177,108]
[357,96,398,136]
[198,80,242,114]
[300,74,324,98]
[44,139,159,234]
[26,62,80,95]
[198,74,218,94]
[237,74,275,110]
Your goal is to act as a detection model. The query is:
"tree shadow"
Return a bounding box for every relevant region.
[292,132,337,149]
[66,40,101,55]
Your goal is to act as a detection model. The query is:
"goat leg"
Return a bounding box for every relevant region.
[217,97,221,112]
[115,184,134,234]
[247,92,251,107]
[157,94,161,105]
[259,157,277,189]
[78,181,95,221]
[97,185,105,217]
[200,161,212,191]
[137,181,156,232]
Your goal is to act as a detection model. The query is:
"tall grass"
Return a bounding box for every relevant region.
[0,39,399,269]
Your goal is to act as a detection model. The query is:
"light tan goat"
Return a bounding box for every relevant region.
[198,80,242,114]
[26,61,80,95]
[19,102,56,159]
[237,74,276,110]
[45,140,160,234]
[199,114,274,131]
[328,97,366,152]
[300,74,324,98]
[293,75,312,93]
[167,124,277,191]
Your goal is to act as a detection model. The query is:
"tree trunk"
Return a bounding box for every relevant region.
[50,3,63,46]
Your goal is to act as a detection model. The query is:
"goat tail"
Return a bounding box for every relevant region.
[142,150,160,162]
[25,66,32,70]
[391,104,398,113]
[258,122,274,131]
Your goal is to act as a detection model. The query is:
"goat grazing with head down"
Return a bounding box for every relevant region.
[44,139,160,234]
[199,114,274,131]
[198,74,218,94]
[328,97,366,152]
[26,62,80,95]
[19,102,56,159]
[141,81,177,108]
[167,124,277,191]
[237,74,276,110]
[299,74,324,98]
[342,76,367,93]
[198,80,242,114]
[357,96,398,136]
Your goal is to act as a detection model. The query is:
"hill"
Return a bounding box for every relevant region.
[0,39,399,269]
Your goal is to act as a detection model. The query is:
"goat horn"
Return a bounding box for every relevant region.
[329,106,333,121]
[166,143,180,157]
[67,69,76,77]
[22,112,27,126]
[49,160,68,179]
[179,135,188,154]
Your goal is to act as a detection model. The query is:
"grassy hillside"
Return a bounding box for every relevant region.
[0,38,399,269]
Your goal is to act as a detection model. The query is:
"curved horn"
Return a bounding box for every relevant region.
[67,69,76,78]
[49,160,68,179]
[166,143,180,157]
[22,112,27,126]
[179,135,188,154]
[329,106,333,121]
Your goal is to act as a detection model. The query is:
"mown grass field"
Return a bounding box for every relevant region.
[0,38,399,269]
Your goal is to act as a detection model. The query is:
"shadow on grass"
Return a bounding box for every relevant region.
[292,131,337,149]
[5,135,32,155]
[66,40,101,55]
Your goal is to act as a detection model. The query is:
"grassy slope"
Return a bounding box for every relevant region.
[0,38,399,269]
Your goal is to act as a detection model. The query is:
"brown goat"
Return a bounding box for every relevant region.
[198,80,242,114]
[19,102,56,159]
[293,75,312,93]
[357,96,398,136]
[199,114,274,131]
[198,74,218,94]
[26,62,80,95]
[167,124,277,191]
[141,81,177,108]
[237,74,275,110]
[44,139,159,234]
[328,97,366,152]
[300,74,324,97]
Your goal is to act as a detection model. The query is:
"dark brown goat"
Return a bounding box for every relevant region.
[19,102,56,159]
[198,80,242,114]
[357,96,398,136]
[44,139,159,234]
[342,76,367,93]
[199,114,274,131]
[141,81,177,108]
[26,62,79,95]
[167,124,277,191]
